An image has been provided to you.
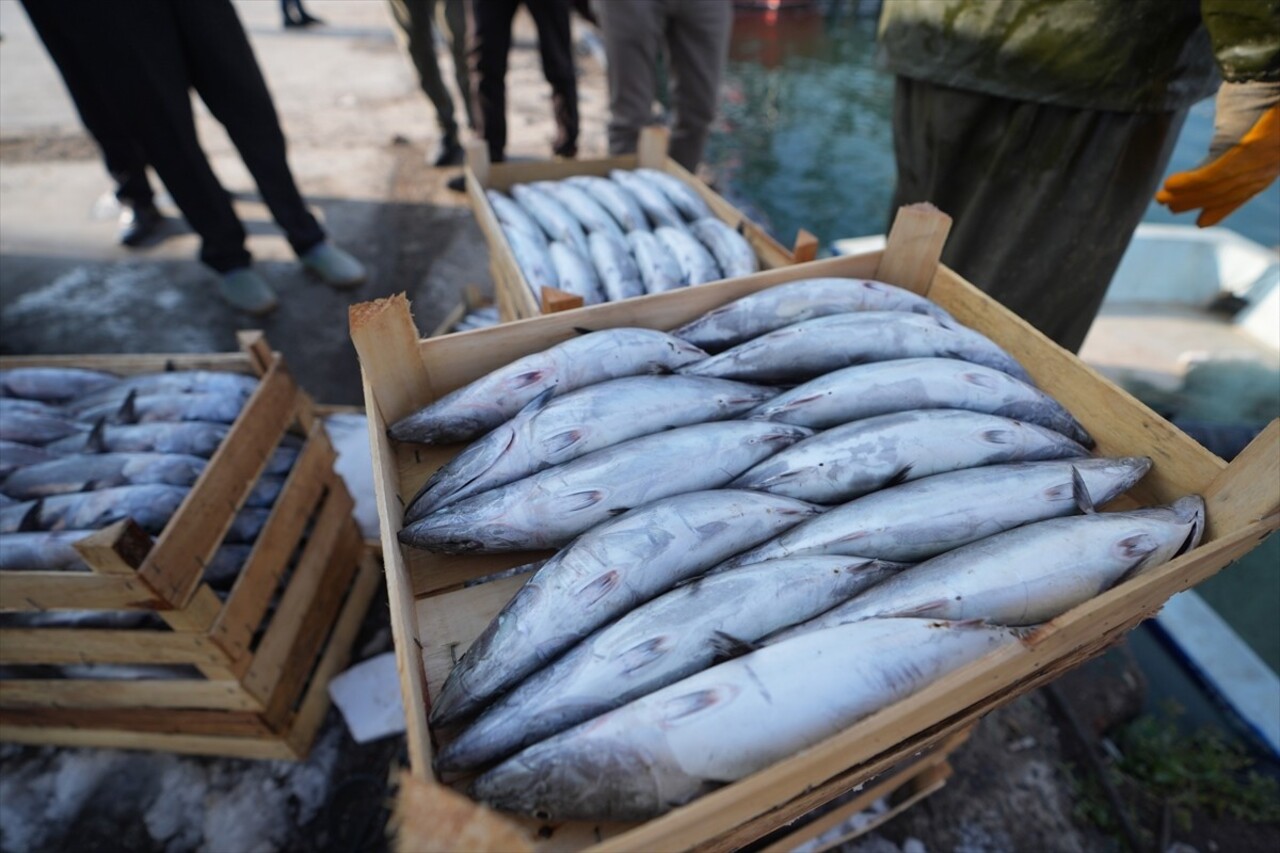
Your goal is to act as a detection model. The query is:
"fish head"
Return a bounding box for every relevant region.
[1069,457,1153,508]
[472,734,666,822]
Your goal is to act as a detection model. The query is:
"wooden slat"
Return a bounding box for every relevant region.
[0,574,163,612]
[0,353,253,375]
[140,356,300,606]
[0,628,229,666]
[636,125,669,168]
[211,425,335,661]
[394,772,535,853]
[0,706,276,738]
[0,724,299,760]
[240,484,358,704]
[350,295,437,427]
[1202,419,1280,540]
[364,376,437,776]
[285,552,383,758]
[875,203,953,294]
[541,287,585,315]
[792,229,819,263]
[0,678,261,711]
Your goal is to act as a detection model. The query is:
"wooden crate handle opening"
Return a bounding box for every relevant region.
[638,125,670,169]
[349,295,434,425]
[874,204,953,295]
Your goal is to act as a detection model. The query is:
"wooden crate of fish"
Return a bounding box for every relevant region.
[467,126,818,321]
[349,205,1279,851]
[0,334,381,759]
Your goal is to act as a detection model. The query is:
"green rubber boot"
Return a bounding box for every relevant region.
[300,241,366,289]
[218,267,279,316]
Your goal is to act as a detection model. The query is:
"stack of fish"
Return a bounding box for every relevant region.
[486,167,759,305]
[387,277,1205,822]
[449,305,500,334]
[0,367,296,593]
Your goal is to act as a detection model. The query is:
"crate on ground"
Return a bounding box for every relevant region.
[349,205,1279,851]
[0,333,381,759]
[467,126,818,321]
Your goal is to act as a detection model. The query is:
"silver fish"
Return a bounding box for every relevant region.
[0,530,94,571]
[0,411,92,446]
[472,618,1020,821]
[656,226,722,285]
[749,357,1092,446]
[427,489,825,726]
[0,367,118,402]
[679,311,1034,385]
[65,371,258,415]
[76,392,247,426]
[610,169,684,228]
[47,421,232,458]
[227,507,271,544]
[588,231,645,301]
[503,224,559,299]
[564,175,648,232]
[203,543,255,590]
[0,611,157,630]
[548,242,605,305]
[0,398,66,417]
[719,457,1152,568]
[510,184,589,255]
[672,278,955,352]
[389,328,707,444]
[487,189,547,245]
[401,421,813,553]
[0,440,62,479]
[774,497,1205,641]
[1,452,207,500]
[689,217,758,278]
[0,484,190,535]
[731,410,1089,505]
[406,375,778,519]
[627,230,686,293]
[537,182,627,240]
[246,475,285,509]
[634,168,715,220]
[436,556,906,772]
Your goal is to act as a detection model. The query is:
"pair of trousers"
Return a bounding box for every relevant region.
[890,76,1187,353]
[389,0,473,139]
[23,0,325,273]
[470,0,578,162]
[595,0,733,171]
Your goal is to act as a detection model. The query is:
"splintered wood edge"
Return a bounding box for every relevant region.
[349,294,434,424]
[875,203,953,294]
[393,772,535,853]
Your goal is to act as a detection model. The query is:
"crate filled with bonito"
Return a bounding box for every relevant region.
[0,333,380,759]
[351,206,1278,852]
[466,126,817,321]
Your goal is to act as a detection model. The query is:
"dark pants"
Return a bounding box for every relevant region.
[389,0,473,139]
[890,77,1186,353]
[22,0,325,273]
[470,0,578,162]
[20,2,154,210]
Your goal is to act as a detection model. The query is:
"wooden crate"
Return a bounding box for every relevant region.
[349,206,1280,851]
[0,335,382,759]
[467,126,818,321]
[429,284,495,338]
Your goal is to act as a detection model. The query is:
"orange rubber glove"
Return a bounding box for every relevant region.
[1156,97,1280,227]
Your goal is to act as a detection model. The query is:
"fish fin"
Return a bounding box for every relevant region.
[85,418,107,453]
[511,369,551,390]
[662,688,722,722]
[605,506,631,517]
[892,599,949,617]
[17,500,43,532]
[519,387,556,416]
[709,631,759,663]
[981,428,1016,446]
[961,370,1001,391]
[1071,466,1096,514]
[116,390,138,424]
[1112,534,1161,584]
[933,617,992,630]
[577,570,620,607]
[619,636,669,675]
[543,428,584,454]
[572,326,594,336]
[884,464,914,488]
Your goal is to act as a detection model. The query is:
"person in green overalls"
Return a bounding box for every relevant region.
[879,0,1280,353]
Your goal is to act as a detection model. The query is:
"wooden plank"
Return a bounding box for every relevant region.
[0,724,298,760]
[394,772,535,853]
[636,125,669,168]
[0,678,261,711]
[140,357,299,606]
[792,229,819,264]
[807,762,952,853]
[285,552,383,759]
[541,287,584,315]
[364,376,437,776]
[241,484,358,704]
[875,203,953,294]
[212,425,335,662]
[0,574,164,612]
[349,294,437,428]
[1202,419,1280,540]
[0,628,230,666]
[0,706,276,738]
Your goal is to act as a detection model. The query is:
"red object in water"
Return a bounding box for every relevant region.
[731,2,825,67]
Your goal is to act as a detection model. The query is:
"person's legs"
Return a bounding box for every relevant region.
[390,0,460,147]
[440,0,475,130]
[890,77,1186,352]
[662,0,732,170]
[594,0,664,156]
[470,0,519,162]
[523,0,578,157]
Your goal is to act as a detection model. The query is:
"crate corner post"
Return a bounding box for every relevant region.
[875,203,953,295]
[637,125,671,169]
[349,294,434,426]
[1204,418,1280,539]
[541,287,584,315]
[393,772,535,853]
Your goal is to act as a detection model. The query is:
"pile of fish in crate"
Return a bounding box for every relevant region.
[355,208,1277,850]
[0,334,379,759]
